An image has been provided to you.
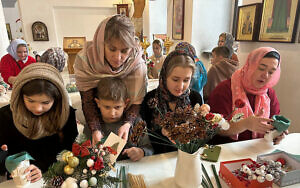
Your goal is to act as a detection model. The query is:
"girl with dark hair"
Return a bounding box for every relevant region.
[208,47,286,144]
[0,63,78,182]
[0,39,36,86]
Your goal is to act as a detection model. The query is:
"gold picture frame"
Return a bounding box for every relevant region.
[259,0,300,42]
[236,3,262,41]
[6,23,12,41]
[63,37,86,50]
[172,0,185,40]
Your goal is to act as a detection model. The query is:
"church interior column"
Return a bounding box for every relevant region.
[0,0,9,57]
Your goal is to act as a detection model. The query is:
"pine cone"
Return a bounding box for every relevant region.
[52,176,64,187]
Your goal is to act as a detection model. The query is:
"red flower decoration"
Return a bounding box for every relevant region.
[276,158,286,166]
[93,157,104,170]
[72,140,91,157]
[234,99,245,108]
[205,113,215,121]
[105,146,117,155]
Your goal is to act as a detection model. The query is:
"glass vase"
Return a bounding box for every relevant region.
[174,148,203,188]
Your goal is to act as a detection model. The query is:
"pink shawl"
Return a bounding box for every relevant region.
[74,16,147,104]
[231,47,281,139]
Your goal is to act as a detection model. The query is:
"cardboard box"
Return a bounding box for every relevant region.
[257,151,300,187]
[219,158,272,188]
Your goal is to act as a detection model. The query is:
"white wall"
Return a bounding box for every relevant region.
[240,0,300,133]
[3,1,23,40]
[17,0,116,52]
[0,1,9,57]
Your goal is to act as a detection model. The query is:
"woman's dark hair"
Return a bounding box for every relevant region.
[264,51,280,61]
[21,79,62,113]
[35,55,41,62]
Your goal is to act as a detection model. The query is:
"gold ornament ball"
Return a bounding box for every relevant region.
[62,151,73,162]
[64,165,74,175]
[68,156,79,168]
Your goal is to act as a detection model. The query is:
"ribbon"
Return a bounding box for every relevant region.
[72,140,91,157]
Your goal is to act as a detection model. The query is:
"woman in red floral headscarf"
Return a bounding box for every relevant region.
[208,47,286,144]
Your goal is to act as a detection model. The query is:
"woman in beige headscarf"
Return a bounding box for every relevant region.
[74,15,147,144]
[0,63,78,181]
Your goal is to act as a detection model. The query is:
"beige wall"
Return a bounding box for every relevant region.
[239,1,300,133]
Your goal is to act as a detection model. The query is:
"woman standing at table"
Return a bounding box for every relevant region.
[0,39,36,86]
[208,47,286,144]
[0,63,78,182]
[74,15,147,144]
[140,50,203,154]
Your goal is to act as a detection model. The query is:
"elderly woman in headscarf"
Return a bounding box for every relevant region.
[218,32,239,62]
[208,47,286,145]
[74,15,147,144]
[0,39,36,86]
[41,47,66,72]
[175,42,207,97]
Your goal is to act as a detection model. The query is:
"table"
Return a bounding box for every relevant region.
[1,133,299,188]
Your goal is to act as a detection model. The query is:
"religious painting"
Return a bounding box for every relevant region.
[6,23,12,41]
[236,3,262,41]
[32,21,49,41]
[63,37,86,49]
[172,0,185,40]
[259,0,300,42]
[117,4,129,17]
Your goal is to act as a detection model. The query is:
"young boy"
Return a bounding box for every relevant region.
[203,46,239,102]
[92,77,153,161]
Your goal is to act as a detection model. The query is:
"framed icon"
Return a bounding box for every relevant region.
[32,21,49,41]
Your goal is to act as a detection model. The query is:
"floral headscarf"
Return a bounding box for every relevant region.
[41,47,66,72]
[152,50,195,115]
[231,47,281,139]
[6,39,29,63]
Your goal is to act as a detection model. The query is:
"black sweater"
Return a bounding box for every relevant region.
[0,105,78,174]
[140,89,203,154]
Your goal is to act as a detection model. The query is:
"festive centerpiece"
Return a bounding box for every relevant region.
[130,99,246,187]
[43,135,120,188]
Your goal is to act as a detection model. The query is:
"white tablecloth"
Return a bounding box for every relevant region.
[1,133,299,188]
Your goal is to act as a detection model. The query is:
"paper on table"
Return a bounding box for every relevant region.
[103,132,126,163]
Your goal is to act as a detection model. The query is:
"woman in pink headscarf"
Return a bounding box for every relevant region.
[74,15,147,144]
[208,47,286,144]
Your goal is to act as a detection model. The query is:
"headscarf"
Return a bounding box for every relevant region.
[219,32,234,58]
[10,63,70,140]
[153,50,194,116]
[74,15,147,104]
[152,38,164,57]
[175,42,207,92]
[231,47,281,139]
[6,39,29,63]
[41,47,66,72]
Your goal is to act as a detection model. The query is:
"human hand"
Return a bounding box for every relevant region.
[273,130,288,145]
[0,85,5,93]
[122,147,144,161]
[118,122,131,141]
[25,165,42,183]
[243,115,274,134]
[1,144,7,151]
[92,130,103,146]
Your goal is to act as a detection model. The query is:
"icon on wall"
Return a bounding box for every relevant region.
[32,21,49,41]
[6,23,12,41]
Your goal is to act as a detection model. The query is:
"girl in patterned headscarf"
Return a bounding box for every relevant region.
[41,47,66,72]
[218,32,239,62]
[0,39,36,86]
[140,50,203,154]
[148,39,166,79]
[175,42,207,97]
[208,47,285,145]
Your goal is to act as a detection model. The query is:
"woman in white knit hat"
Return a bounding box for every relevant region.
[0,63,78,183]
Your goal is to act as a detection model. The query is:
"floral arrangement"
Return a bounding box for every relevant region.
[131,99,246,154]
[43,135,120,188]
[146,58,154,75]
